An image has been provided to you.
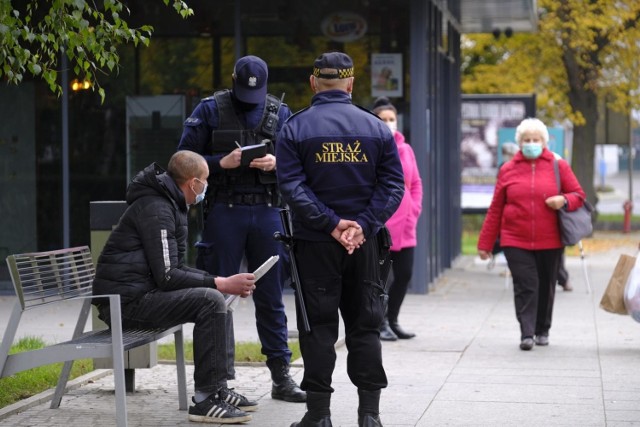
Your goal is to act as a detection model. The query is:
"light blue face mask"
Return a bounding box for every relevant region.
[192,179,208,205]
[521,143,543,159]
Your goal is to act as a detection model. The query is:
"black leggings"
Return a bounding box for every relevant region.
[387,247,415,322]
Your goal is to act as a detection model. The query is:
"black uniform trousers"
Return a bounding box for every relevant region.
[503,246,563,339]
[294,237,388,394]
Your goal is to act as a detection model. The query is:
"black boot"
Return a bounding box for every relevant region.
[358,389,383,427]
[290,391,332,427]
[379,319,398,341]
[267,357,307,402]
[389,321,415,339]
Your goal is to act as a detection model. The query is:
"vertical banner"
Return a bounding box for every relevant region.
[461,94,536,212]
[371,53,403,98]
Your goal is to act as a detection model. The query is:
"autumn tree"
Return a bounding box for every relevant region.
[462,0,640,207]
[0,0,193,101]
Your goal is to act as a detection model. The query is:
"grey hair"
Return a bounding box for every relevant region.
[515,118,549,145]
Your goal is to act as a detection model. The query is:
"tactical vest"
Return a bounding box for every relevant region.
[207,90,281,188]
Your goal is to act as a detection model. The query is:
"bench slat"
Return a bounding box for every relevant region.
[1,245,189,426]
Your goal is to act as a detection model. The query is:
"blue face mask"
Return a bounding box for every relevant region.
[521,143,543,159]
[192,179,208,205]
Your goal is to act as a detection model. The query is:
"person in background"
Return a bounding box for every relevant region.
[177,55,306,403]
[477,118,585,351]
[93,151,257,424]
[372,97,423,341]
[276,52,404,427]
[488,142,520,269]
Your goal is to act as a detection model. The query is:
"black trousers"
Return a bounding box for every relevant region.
[387,247,414,323]
[557,249,569,286]
[294,238,388,393]
[108,287,228,395]
[503,247,563,339]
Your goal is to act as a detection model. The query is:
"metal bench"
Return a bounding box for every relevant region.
[0,246,188,427]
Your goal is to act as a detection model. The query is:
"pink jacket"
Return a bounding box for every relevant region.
[386,131,423,251]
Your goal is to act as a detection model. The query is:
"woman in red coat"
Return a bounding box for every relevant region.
[477,118,585,351]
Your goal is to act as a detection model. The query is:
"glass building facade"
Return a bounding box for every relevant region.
[0,0,472,292]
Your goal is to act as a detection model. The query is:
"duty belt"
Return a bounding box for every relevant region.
[211,192,274,206]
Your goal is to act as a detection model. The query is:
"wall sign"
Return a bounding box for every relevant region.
[321,12,367,42]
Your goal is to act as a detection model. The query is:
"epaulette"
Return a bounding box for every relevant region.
[354,103,380,118]
[285,106,310,123]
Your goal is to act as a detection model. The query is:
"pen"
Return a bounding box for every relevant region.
[235,141,242,149]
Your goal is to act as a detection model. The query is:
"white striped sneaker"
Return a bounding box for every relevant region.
[218,387,259,412]
[188,395,252,424]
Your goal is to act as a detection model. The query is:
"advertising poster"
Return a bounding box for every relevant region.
[461,94,536,212]
[371,53,402,98]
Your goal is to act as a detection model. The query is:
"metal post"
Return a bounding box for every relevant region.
[234,0,242,60]
[61,50,70,249]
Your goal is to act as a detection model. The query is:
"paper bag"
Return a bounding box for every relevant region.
[600,254,636,314]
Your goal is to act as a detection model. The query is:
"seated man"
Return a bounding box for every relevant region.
[93,150,258,424]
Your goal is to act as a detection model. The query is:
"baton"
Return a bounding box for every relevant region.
[273,208,311,333]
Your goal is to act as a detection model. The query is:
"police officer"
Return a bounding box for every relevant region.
[275,52,405,427]
[177,55,306,403]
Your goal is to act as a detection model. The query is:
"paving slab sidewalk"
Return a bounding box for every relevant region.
[1,232,640,426]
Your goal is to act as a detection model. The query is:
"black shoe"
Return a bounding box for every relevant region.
[290,415,333,427]
[519,337,534,351]
[359,414,383,427]
[218,387,258,412]
[267,358,307,402]
[188,395,252,424]
[389,321,415,339]
[535,335,549,346]
[379,320,398,341]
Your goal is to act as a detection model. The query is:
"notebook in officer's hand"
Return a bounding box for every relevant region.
[240,142,267,166]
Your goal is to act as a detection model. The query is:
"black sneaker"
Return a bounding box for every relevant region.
[218,387,259,412]
[188,395,251,424]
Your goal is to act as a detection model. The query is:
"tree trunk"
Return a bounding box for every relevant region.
[562,50,599,208]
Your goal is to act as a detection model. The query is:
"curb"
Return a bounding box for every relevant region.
[0,369,112,421]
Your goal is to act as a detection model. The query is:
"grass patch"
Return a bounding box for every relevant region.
[157,339,301,363]
[0,336,302,409]
[0,337,93,408]
[461,213,639,256]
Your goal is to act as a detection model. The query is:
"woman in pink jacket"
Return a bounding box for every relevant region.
[477,118,585,351]
[373,98,423,341]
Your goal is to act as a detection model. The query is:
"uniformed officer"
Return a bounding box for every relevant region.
[177,55,306,403]
[275,52,405,427]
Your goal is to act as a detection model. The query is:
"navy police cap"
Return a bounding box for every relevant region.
[313,52,354,79]
[232,55,268,104]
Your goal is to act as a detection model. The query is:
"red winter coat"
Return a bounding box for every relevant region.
[477,148,586,252]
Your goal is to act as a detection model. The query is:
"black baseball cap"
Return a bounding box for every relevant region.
[313,52,354,79]
[232,55,268,104]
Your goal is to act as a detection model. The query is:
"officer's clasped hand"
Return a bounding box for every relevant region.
[331,219,365,255]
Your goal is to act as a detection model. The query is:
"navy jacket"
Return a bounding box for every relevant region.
[275,90,405,241]
[177,92,291,192]
[93,163,214,305]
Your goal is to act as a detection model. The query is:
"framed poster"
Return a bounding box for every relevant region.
[460,94,536,212]
[371,53,402,98]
